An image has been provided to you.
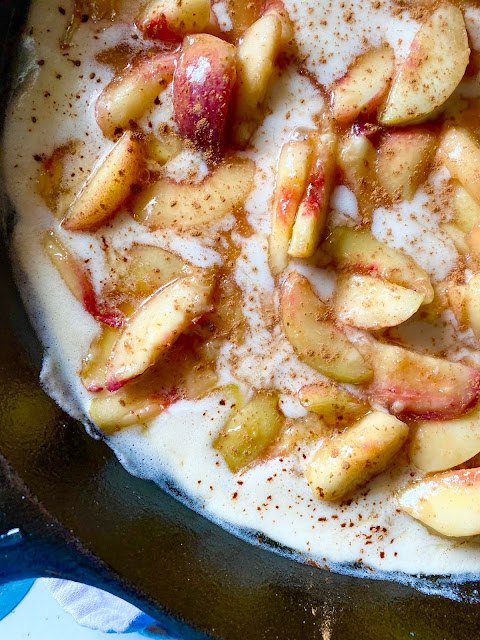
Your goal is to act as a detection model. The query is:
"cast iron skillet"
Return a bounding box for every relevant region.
[1,2,480,637]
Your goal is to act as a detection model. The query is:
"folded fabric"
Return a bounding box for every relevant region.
[42,578,167,635]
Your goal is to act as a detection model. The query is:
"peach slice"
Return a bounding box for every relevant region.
[263,0,294,47]
[325,227,434,303]
[442,222,469,256]
[448,275,480,340]
[224,0,262,42]
[447,282,468,327]
[438,127,480,206]
[306,411,408,502]
[448,185,480,255]
[409,403,480,473]
[376,127,436,201]
[89,392,169,434]
[331,45,394,125]
[43,230,124,328]
[213,391,284,472]
[337,130,377,218]
[452,185,480,234]
[338,131,376,190]
[334,274,424,330]
[280,272,372,384]
[106,271,215,391]
[173,34,237,162]
[209,384,245,412]
[272,413,329,458]
[132,156,254,229]
[109,243,186,299]
[359,338,480,420]
[62,131,145,232]
[137,0,212,41]
[178,359,219,400]
[146,129,183,165]
[95,52,178,138]
[398,469,480,537]
[379,4,469,126]
[268,138,314,276]
[288,131,338,259]
[89,333,219,433]
[232,12,283,147]
[37,140,85,218]
[298,381,369,427]
[467,224,480,261]
[80,326,119,392]
[88,378,180,436]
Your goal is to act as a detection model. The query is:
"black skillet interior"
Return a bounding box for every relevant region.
[1,2,480,638]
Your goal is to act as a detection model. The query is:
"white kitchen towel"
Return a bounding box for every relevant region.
[42,578,166,635]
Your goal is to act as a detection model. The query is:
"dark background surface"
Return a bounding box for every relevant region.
[1,2,480,638]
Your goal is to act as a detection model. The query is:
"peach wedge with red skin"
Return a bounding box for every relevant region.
[132,156,254,229]
[288,131,338,259]
[280,272,372,384]
[358,338,480,420]
[42,230,124,328]
[325,227,434,303]
[62,131,145,232]
[232,12,283,147]
[91,336,222,434]
[173,34,236,162]
[95,51,178,138]
[376,127,437,201]
[106,271,215,391]
[334,274,424,330]
[306,411,409,502]
[269,138,313,276]
[379,3,469,126]
[137,0,212,41]
[399,469,480,537]
[409,403,480,473]
[331,44,394,125]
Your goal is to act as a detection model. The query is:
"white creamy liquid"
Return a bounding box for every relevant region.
[4,0,480,592]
